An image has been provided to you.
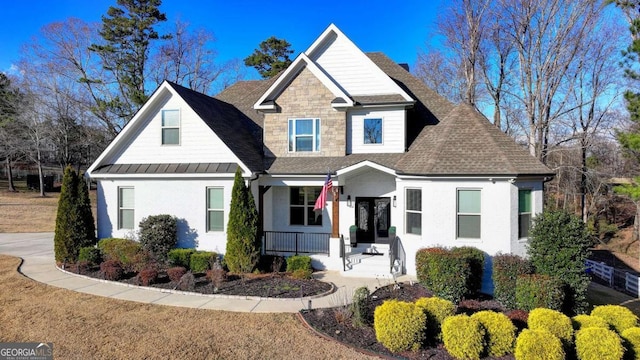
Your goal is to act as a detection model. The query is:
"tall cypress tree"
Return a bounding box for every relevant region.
[77,174,96,246]
[224,168,259,273]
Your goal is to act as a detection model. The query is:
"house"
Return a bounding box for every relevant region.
[87,24,553,286]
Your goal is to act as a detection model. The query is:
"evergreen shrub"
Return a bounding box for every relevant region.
[591,305,639,334]
[168,248,195,268]
[621,327,640,360]
[98,238,142,270]
[527,308,574,344]
[572,314,609,330]
[350,286,371,327]
[415,247,471,303]
[189,251,217,273]
[515,274,565,311]
[575,327,624,360]
[492,253,533,309]
[451,246,485,295]
[471,310,516,357]
[225,168,260,273]
[138,214,177,261]
[414,296,456,343]
[286,255,312,272]
[515,329,565,360]
[78,247,101,265]
[442,314,485,360]
[374,300,426,353]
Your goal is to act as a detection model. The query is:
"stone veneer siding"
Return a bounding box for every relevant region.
[263,67,346,157]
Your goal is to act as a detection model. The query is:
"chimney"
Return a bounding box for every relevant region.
[398,63,409,72]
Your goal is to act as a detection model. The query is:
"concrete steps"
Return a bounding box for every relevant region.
[342,244,397,278]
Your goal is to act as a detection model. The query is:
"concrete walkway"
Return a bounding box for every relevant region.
[0,233,415,313]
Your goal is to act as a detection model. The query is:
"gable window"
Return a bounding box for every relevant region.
[288,118,320,152]
[290,187,322,226]
[207,187,224,232]
[405,188,422,235]
[162,109,180,145]
[118,187,135,230]
[364,118,383,144]
[457,189,481,239]
[519,189,532,238]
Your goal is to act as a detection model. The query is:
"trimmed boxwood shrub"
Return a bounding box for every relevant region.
[515,329,565,360]
[515,274,565,311]
[575,327,624,360]
[138,214,177,261]
[168,248,195,269]
[78,247,102,265]
[591,305,639,334]
[572,314,609,330]
[350,286,371,327]
[374,300,426,353]
[415,296,456,343]
[100,260,123,281]
[471,310,516,357]
[167,266,187,282]
[621,327,640,360]
[492,253,533,309]
[189,251,217,273]
[415,247,471,303]
[528,308,574,345]
[98,238,142,271]
[442,314,485,360]
[286,255,312,272]
[451,246,485,296]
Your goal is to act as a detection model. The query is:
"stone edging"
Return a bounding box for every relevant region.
[56,265,336,301]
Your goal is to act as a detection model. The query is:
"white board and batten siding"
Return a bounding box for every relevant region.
[347,107,405,154]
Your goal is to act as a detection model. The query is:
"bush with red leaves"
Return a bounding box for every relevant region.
[100,260,123,281]
[167,267,187,282]
[138,268,158,286]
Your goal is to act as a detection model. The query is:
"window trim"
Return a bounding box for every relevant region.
[206,187,224,232]
[118,186,134,230]
[161,109,181,146]
[363,117,383,145]
[288,118,321,152]
[456,188,481,239]
[289,186,323,226]
[518,189,532,239]
[405,188,422,235]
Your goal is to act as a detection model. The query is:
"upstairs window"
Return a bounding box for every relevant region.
[288,118,320,152]
[290,187,322,226]
[162,109,180,145]
[519,189,532,238]
[364,118,383,144]
[457,189,481,239]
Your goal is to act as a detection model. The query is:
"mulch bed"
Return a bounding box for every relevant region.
[65,265,333,298]
[300,282,514,360]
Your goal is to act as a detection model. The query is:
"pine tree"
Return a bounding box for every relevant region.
[243,36,293,78]
[224,168,259,273]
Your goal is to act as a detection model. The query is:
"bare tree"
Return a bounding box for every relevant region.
[414,49,466,103]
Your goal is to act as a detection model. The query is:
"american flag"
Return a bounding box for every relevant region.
[313,173,333,211]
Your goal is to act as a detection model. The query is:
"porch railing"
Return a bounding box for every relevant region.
[389,235,406,275]
[263,231,330,256]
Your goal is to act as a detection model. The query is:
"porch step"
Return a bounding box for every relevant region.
[342,247,393,278]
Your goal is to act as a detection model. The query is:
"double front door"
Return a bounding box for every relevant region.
[355,197,391,243]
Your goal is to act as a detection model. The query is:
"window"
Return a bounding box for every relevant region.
[290,187,322,226]
[207,187,224,232]
[118,187,134,230]
[519,189,532,238]
[162,109,180,145]
[457,189,481,239]
[364,118,382,144]
[288,118,320,152]
[405,188,422,235]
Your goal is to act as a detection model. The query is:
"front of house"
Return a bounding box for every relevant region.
[87,24,553,282]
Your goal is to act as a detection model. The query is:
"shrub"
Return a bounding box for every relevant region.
[138,214,177,261]
[572,314,609,330]
[54,166,96,263]
[528,308,574,344]
[515,329,565,360]
[286,255,312,272]
[225,168,260,273]
[168,248,195,268]
[471,310,516,357]
[574,327,624,360]
[442,314,485,360]
[78,247,102,265]
[415,247,471,303]
[374,300,426,353]
[258,255,285,273]
[138,268,158,286]
[492,253,533,309]
[189,251,217,273]
[98,238,142,271]
[451,246,485,296]
[621,327,640,360]
[515,274,565,311]
[206,268,227,291]
[291,268,312,280]
[591,305,639,334]
[415,296,456,344]
[177,272,195,291]
[350,286,371,327]
[100,260,123,281]
[167,266,187,282]
[505,310,529,333]
[528,210,592,315]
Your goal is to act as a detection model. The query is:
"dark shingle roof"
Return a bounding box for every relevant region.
[266,154,404,175]
[215,77,279,130]
[166,81,264,172]
[93,163,239,175]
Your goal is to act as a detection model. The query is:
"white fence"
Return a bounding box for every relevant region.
[585,259,614,287]
[586,259,640,297]
[626,272,640,298]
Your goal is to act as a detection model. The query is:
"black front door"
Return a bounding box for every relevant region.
[355,197,391,243]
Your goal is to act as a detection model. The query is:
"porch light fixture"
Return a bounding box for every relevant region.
[347,195,352,207]
[393,195,397,207]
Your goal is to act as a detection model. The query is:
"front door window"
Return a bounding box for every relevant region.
[355,197,391,243]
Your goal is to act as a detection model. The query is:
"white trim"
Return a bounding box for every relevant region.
[206,187,224,232]
[336,160,397,177]
[456,188,482,240]
[363,117,384,145]
[161,109,181,146]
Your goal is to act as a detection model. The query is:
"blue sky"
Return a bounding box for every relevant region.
[0,0,443,79]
